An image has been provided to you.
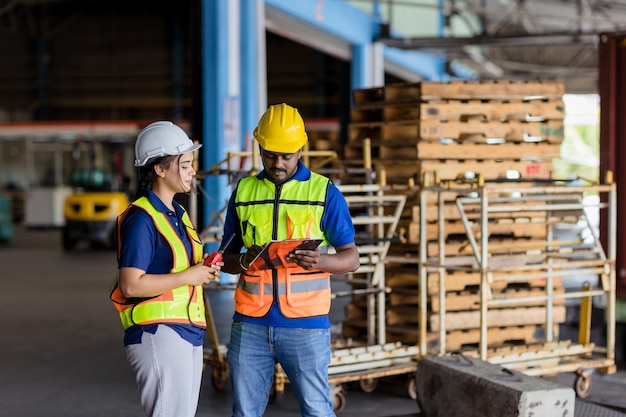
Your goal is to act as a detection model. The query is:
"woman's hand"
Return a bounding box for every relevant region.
[188,261,223,284]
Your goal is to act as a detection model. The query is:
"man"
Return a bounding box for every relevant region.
[220,103,360,417]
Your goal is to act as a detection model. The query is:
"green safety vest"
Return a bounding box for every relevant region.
[233,173,332,319]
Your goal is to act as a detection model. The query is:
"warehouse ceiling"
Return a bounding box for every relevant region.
[378,0,626,93]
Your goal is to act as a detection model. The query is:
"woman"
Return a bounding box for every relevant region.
[111,121,221,417]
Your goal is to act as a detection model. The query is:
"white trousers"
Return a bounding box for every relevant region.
[125,325,203,417]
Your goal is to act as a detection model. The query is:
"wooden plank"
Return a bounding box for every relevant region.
[424,238,590,258]
[376,159,553,183]
[421,98,565,122]
[388,287,566,309]
[352,82,422,106]
[348,119,565,143]
[428,287,566,312]
[385,267,563,292]
[419,80,565,100]
[419,119,563,143]
[353,139,561,161]
[384,294,566,324]
[429,305,566,331]
[414,200,581,223]
[345,303,366,320]
[407,219,550,242]
[415,141,561,160]
[350,102,421,123]
[351,81,565,107]
[431,325,560,352]
[351,98,565,124]
[384,324,558,352]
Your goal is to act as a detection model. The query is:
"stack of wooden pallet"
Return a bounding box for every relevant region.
[347,80,564,185]
[342,80,570,353]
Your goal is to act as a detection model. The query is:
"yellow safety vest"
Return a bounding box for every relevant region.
[233,173,331,319]
[110,197,206,329]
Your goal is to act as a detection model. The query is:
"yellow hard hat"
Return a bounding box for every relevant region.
[253,103,308,153]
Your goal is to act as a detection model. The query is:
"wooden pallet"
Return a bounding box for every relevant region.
[347,138,561,161]
[388,287,566,312]
[421,98,565,122]
[405,218,552,243]
[424,237,593,258]
[428,305,566,331]
[412,200,583,223]
[419,119,563,143]
[372,160,553,184]
[350,98,565,124]
[351,80,565,106]
[348,120,563,144]
[385,266,564,292]
[383,324,558,353]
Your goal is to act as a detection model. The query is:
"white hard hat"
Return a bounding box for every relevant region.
[134,121,202,167]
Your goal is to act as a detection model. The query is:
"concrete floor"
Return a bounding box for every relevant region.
[1,226,626,417]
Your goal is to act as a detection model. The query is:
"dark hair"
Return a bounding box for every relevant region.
[133,154,180,200]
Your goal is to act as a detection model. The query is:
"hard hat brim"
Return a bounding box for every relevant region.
[134,143,202,167]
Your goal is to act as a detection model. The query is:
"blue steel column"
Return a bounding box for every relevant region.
[201,0,229,228]
[240,0,263,156]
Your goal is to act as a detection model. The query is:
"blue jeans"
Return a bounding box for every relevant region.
[227,321,335,417]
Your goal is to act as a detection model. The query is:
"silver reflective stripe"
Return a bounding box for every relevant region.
[275,278,329,294]
[239,281,273,295]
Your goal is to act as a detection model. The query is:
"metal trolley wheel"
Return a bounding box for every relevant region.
[333,390,347,413]
[359,377,378,393]
[211,369,230,392]
[574,371,593,398]
[406,376,417,400]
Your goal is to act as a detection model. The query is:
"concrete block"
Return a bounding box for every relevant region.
[415,354,575,417]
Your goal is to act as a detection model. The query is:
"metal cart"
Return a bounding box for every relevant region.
[417,174,617,398]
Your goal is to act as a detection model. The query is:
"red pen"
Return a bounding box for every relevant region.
[204,233,235,266]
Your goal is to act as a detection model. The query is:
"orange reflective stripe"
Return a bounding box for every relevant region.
[286,217,293,239]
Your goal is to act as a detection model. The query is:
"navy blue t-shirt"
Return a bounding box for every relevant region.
[222,161,356,329]
[117,189,205,346]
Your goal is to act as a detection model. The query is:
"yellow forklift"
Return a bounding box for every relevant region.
[62,138,132,251]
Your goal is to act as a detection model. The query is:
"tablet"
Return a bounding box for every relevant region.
[248,238,323,270]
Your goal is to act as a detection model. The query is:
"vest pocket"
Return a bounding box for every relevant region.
[242,210,272,247]
[283,271,330,308]
[234,272,265,308]
[285,209,317,239]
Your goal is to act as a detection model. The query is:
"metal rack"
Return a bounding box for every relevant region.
[418,175,617,397]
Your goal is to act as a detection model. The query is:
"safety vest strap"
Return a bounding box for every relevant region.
[133,197,202,269]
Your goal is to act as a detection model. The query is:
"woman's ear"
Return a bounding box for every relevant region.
[153,163,166,178]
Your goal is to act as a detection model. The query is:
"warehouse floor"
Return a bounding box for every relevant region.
[1,226,626,417]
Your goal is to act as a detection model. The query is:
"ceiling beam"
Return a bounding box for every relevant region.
[379,32,600,50]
